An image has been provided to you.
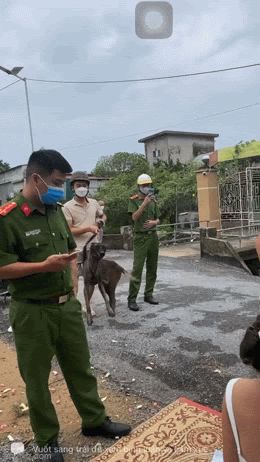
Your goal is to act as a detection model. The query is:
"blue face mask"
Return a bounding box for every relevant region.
[40,186,65,205]
[36,175,65,205]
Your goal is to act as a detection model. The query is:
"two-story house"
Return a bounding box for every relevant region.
[138,130,219,166]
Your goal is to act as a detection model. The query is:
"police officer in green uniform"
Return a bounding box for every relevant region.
[128,174,160,312]
[0,150,131,462]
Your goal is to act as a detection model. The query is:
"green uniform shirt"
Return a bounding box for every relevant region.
[128,195,160,233]
[0,194,76,300]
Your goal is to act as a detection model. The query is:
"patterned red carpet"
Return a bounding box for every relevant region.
[92,397,222,462]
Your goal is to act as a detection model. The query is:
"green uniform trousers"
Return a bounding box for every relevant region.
[128,232,159,302]
[9,297,106,447]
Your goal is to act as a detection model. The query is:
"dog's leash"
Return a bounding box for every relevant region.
[85,233,98,246]
[81,222,103,264]
[83,221,103,247]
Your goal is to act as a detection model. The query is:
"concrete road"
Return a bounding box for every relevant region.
[78,249,260,410]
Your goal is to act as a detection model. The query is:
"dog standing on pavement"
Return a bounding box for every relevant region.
[82,243,126,325]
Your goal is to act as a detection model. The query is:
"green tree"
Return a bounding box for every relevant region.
[92,152,148,177]
[95,155,198,233]
[0,160,10,172]
[154,163,197,223]
[95,175,148,233]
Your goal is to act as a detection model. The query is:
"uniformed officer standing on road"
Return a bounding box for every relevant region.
[127,174,160,312]
[0,150,131,462]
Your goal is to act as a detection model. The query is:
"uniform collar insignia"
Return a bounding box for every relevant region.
[21,203,32,216]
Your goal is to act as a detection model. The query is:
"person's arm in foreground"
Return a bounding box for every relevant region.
[70,257,79,296]
[0,253,77,280]
[222,397,239,462]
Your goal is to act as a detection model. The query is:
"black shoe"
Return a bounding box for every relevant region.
[82,416,131,439]
[128,300,140,311]
[39,441,64,462]
[144,295,159,305]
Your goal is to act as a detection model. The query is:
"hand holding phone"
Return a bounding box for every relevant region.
[67,250,80,259]
[43,252,79,272]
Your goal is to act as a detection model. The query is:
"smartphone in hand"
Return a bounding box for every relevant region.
[66,251,80,259]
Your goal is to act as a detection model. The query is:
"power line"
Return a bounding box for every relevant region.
[0,80,21,92]
[60,102,260,150]
[182,102,260,123]
[26,63,260,85]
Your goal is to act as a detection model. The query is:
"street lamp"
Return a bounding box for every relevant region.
[0,65,34,151]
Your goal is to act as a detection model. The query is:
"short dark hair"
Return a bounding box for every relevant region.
[240,315,260,371]
[26,149,72,179]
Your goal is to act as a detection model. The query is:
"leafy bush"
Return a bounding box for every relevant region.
[94,153,197,233]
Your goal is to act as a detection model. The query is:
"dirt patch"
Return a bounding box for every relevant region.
[0,340,161,461]
[159,243,200,258]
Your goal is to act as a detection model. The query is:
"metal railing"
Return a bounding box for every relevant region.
[217,223,260,248]
[157,222,200,246]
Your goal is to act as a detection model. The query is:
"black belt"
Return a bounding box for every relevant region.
[21,292,74,305]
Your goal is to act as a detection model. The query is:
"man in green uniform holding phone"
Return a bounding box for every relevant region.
[0,150,131,462]
[128,174,160,312]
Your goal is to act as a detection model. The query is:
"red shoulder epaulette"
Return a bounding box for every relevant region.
[129,194,139,200]
[0,201,17,216]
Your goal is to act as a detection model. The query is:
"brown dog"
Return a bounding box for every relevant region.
[82,243,126,325]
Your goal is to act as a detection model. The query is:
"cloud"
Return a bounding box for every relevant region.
[0,0,259,171]
[86,30,120,59]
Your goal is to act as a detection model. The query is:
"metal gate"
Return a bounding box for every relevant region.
[219,167,260,235]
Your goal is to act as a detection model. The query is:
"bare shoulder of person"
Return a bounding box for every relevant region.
[233,378,260,409]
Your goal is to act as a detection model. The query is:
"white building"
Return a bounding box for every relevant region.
[0,166,110,205]
[139,130,219,166]
[0,165,27,205]
[87,175,110,197]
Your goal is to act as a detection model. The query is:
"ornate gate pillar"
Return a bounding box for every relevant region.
[196,169,221,229]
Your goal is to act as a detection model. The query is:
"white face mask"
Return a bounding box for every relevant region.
[75,187,89,198]
[139,185,154,196]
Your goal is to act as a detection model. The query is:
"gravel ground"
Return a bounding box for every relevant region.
[79,250,259,409]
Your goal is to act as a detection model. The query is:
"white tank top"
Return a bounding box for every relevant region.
[225,378,247,462]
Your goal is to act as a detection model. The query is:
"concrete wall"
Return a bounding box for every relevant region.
[179,212,199,229]
[145,135,215,166]
[103,234,124,250]
[102,227,134,250]
[200,230,252,274]
[120,226,133,250]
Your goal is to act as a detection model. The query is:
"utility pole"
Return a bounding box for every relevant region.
[0,66,34,151]
[175,184,178,223]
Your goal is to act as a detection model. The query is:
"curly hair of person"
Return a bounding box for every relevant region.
[240,314,260,371]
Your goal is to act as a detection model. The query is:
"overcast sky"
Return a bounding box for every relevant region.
[0,0,260,171]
